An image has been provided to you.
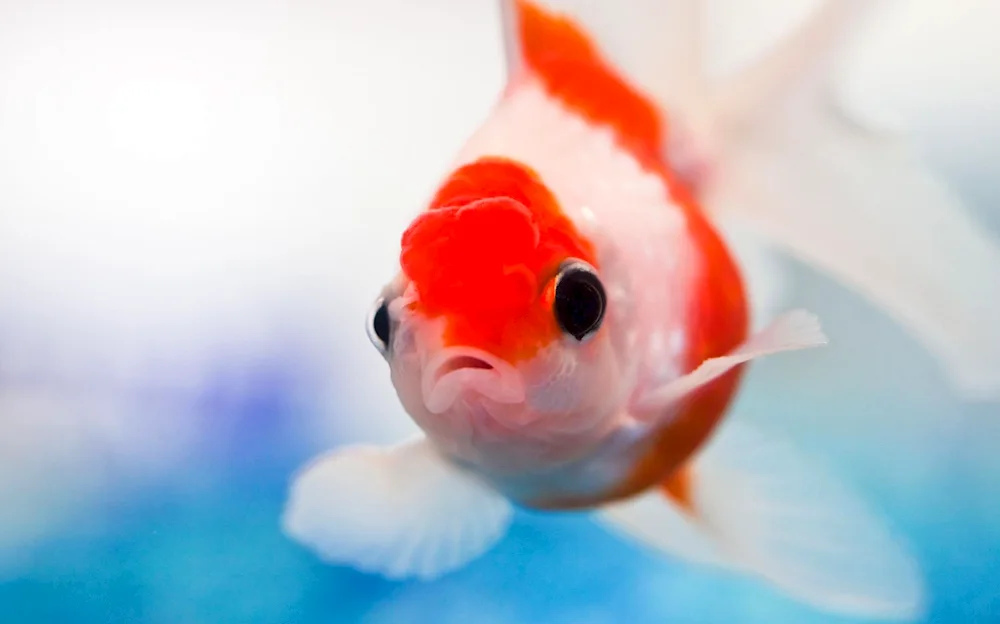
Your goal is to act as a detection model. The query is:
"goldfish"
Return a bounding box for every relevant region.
[283,0,1000,620]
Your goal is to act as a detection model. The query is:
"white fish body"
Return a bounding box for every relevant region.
[282,1,1000,620]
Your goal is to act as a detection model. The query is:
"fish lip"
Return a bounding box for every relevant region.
[421,347,525,414]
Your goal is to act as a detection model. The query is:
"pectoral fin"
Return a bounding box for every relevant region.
[637,309,828,415]
[282,437,513,580]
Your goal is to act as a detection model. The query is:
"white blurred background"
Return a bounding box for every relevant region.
[0,0,997,580]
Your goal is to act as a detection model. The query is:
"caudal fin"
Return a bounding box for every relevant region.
[701,0,1000,398]
[499,1,1000,397]
[598,421,925,621]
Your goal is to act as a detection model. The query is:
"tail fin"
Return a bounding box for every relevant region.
[700,0,1000,398]
[499,0,1000,398]
[598,421,925,621]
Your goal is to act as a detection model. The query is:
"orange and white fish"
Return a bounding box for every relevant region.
[283,0,1000,620]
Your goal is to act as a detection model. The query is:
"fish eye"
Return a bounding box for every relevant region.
[367,297,391,355]
[553,260,606,341]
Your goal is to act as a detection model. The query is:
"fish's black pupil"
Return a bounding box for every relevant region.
[554,267,606,341]
[373,301,391,346]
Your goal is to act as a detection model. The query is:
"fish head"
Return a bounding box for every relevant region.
[366,158,632,468]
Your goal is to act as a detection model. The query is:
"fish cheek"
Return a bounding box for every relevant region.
[524,363,583,414]
[522,338,617,417]
[514,343,573,413]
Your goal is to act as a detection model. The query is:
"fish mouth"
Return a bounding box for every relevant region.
[421,347,525,414]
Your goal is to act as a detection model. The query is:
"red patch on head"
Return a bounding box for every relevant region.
[400,157,596,361]
[402,197,540,313]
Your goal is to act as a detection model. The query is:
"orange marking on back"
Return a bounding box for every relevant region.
[400,157,597,362]
[516,0,664,172]
[515,0,704,211]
